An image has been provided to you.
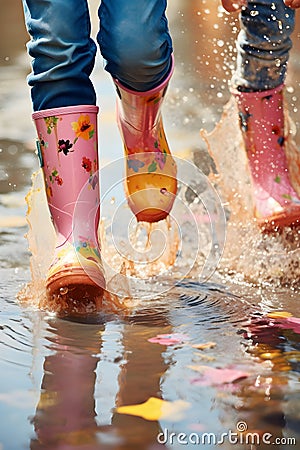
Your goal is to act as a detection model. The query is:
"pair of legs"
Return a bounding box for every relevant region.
[23,0,173,109]
[22,0,177,310]
[229,0,300,228]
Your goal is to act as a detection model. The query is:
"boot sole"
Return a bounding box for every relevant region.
[46,266,105,313]
[257,205,300,232]
[135,208,170,223]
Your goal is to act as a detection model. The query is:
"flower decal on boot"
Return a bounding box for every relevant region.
[58,139,73,155]
[127,158,145,173]
[41,114,95,159]
[75,238,101,264]
[154,146,167,170]
[147,135,167,172]
[82,157,99,190]
[147,160,158,173]
[72,115,95,142]
[44,168,62,198]
[82,156,93,172]
[49,168,63,187]
[44,116,59,134]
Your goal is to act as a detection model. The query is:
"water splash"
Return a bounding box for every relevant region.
[17,171,125,315]
[17,170,56,310]
[17,169,184,314]
[18,96,300,316]
[201,97,300,288]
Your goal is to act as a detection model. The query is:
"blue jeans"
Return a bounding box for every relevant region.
[232,0,295,92]
[22,0,173,111]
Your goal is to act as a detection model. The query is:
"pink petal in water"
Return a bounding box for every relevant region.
[190,366,250,386]
[148,333,189,346]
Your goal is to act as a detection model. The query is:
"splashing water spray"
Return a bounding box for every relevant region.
[18,154,226,315]
[201,97,300,288]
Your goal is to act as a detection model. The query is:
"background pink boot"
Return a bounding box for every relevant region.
[114,58,177,223]
[33,105,105,313]
[233,85,300,229]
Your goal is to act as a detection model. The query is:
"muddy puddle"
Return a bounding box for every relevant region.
[1,1,300,449]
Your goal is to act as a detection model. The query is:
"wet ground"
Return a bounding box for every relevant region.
[1,1,300,449]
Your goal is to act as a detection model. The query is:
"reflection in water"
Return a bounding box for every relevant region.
[1,257,300,449]
[30,320,102,449]
[232,313,300,448]
[111,322,172,449]
[30,313,173,450]
[1,286,299,449]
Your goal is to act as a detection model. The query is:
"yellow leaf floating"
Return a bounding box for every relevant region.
[192,341,216,350]
[115,397,191,422]
[267,311,293,319]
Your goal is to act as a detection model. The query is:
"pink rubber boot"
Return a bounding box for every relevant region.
[33,105,105,312]
[233,85,300,229]
[114,57,177,223]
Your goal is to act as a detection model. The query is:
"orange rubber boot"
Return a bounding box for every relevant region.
[114,57,177,223]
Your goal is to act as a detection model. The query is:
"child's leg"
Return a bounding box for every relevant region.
[22,0,97,110]
[231,0,300,229]
[97,0,173,92]
[232,0,295,92]
[98,0,177,223]
[22,0,105,310]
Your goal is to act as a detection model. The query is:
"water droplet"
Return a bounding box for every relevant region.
[59,286,69,295]
[8,145,18,155]
[160,188,170,196]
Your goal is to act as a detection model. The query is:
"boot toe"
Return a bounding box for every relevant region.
[46,268,105,316]
[257,204,300,231]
